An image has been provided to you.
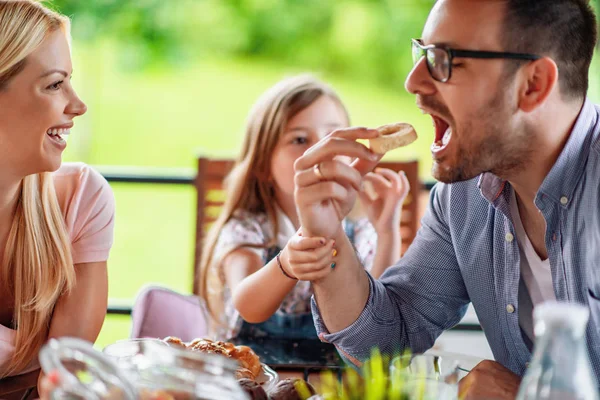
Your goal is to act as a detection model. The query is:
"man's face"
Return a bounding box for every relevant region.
[405,0,533,183]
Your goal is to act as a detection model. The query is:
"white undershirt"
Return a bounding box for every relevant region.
[509,190,556,343]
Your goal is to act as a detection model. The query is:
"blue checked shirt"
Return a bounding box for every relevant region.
[312,98,600,378]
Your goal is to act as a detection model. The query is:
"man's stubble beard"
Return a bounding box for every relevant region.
[433,90,534,184]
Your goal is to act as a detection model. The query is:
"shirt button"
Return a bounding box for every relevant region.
[560,196,568,205]
[525,362,530,368]
[506,304,515,313]
[505,233,514,243]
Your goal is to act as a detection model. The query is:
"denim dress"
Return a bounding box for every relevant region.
[236,221,357,340]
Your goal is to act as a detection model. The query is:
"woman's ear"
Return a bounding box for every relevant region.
[517,56,559,113]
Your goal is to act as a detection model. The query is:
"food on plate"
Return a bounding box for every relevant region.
[268,378,317,400]
[162,336,187,349]
[368,122,418,154]
[162,337,262,380]
[234,367,255,380]
[237,378,268,400]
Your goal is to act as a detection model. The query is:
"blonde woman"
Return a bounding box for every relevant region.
[198,75,409,340]
[0,0,115,392]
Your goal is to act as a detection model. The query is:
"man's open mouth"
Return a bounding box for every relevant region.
[430,115,451,153]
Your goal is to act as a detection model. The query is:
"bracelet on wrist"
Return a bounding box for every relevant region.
[276,251,298,281]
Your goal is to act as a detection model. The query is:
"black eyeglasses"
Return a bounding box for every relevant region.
[411,39,541,83]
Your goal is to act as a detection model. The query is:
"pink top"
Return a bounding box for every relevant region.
[0,163,116,377]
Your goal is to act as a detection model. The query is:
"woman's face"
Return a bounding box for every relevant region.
[0,29,87,178]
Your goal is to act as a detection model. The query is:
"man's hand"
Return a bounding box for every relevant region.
[459,360,521,400]
[294,127,382,238]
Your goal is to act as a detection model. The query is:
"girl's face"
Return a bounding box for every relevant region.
[269,95,348,210]
[0,29,87,179]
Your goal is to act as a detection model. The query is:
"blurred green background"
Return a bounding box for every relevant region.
[45,0,600,347]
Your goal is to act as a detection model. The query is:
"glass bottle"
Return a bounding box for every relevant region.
[516,301,599,400]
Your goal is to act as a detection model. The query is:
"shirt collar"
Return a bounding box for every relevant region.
[537,98,598,208]
[478,98,598,208]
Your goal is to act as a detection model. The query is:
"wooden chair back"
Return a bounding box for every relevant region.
[193,156,420,292]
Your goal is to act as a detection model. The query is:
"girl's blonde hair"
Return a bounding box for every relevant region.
[197,74,349,318]
[0,0,75,376]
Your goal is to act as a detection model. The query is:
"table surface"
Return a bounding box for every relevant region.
[229,336,344,370]
[0,369,39,400]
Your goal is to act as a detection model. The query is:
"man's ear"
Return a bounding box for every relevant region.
[517,57,559,112]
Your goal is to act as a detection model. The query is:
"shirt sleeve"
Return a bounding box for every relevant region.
[58,164,116,265]
[311,184,470,366]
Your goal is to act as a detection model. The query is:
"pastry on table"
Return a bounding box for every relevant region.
[162,337,262,380]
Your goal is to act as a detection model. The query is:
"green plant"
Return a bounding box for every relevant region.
[312,349,457,400]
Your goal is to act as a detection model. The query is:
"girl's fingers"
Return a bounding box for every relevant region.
[288,235,327,251]
[397,170,411,195]
[295,265,336,282]
[288,239,335,264]
[363,171,392,195]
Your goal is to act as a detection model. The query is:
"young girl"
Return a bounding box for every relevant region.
[198,75,409,340]
[0,0,115,389]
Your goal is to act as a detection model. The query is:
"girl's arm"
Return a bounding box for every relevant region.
[224,248,297,323]
[370,229,401,279]
[359,168,410,278]
[225,235,335,323]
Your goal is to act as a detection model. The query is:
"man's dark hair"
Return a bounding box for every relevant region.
[502,0,598,100]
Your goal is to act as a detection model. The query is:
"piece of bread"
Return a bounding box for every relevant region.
[368,122,417,154]
[162,337,262,380]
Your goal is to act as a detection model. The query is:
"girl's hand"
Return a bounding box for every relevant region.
[283,234,337,282]
[359,168,410,233]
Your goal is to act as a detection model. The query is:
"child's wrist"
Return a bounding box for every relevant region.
[375,229,401,243]
[277,247,298,280]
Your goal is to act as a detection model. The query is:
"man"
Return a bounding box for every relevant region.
[282,0,600,398]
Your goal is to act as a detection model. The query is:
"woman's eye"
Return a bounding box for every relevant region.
[47,80,64,90]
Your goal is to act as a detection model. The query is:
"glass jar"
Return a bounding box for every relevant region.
[40,337,249,400]
[102,339,249,400]
[39,337,137,400]
[389,354,459,400]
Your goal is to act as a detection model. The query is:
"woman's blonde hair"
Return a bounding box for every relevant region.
[197,74,349,319]
[0,0,75,376]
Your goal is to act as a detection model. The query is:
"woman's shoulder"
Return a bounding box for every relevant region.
[52,162,114,219]
[52,163,116,263]
[52,162,112,197]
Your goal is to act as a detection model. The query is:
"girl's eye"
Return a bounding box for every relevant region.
[292,137,308,145]
[47,80,64,91]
